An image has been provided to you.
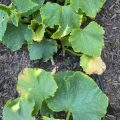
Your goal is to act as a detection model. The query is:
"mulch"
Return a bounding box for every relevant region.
[0,0,120,120]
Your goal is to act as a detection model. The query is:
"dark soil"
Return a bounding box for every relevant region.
[0,0,120,120]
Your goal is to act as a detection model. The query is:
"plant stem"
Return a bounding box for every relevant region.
[64,0,69,5]
[64,48,82,57]
[66,111,71,120]
[45,29,53,35]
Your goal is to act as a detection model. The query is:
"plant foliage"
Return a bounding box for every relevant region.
[3,68,108,120]
[1,0,109,119]
[0,0,106,74]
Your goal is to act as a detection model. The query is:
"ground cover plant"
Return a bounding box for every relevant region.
[0,0,109,119]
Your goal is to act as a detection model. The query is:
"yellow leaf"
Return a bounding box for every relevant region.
[80,55,106,75]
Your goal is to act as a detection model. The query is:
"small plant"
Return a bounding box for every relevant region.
[1,0,109,119]
[0,0,106,74]
[3,68,108,120]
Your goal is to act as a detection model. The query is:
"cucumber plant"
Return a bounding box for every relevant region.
[0,0,109,119]
[0,0,107,74]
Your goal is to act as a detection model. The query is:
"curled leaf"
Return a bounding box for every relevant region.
[41,2,82,39]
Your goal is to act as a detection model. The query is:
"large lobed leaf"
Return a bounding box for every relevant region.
[69,21,104,57]
[48,71,108,120]
[3,98,35,120]
[70,0,106,18]
[41,2,82,39]
[17,68,58,114]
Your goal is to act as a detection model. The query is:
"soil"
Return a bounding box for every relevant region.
[0,0,120,120]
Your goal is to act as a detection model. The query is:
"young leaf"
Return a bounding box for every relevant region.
[29,19,45,42]
[0,10,9,41]
[3,98,35,120]
[70,0,106,18]
[17,68,58,114]
[80,54,106,75]
[28,39,57,61]
[40,2,82,39]
[69,22,104,57]
[2,23,33,51]
[48,71,108,120]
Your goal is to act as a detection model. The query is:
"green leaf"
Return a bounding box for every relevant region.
[29,19,45,42]
[10,9,21,27]
[70,0,106,18]
[40,2,82,39]
[0,10,9,41]
[3,98,35,120]
[32,0,45,5]
[80,54,106,75]
[48,71,108,120]
[2,23,33,51]
[69,22,104,57]
[40,101,53,116]
[61,36,71,48]
[54,71,75,85]
[28,39,57,61]
[17,68,58,114]
[11,0,38,13]
[11,0,45,15]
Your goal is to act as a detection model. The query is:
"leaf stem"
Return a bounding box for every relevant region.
[66,111,71,120]
[64,48,82,57]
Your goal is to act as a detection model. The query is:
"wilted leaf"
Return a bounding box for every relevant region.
[70,0,106,18]
[17,68,58,114]
[41,2,82,39]
[80,54,106,75]
[48,71,108,120]
[3,98,35,120]
[28,39,57,61]
[69,22,104,57]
